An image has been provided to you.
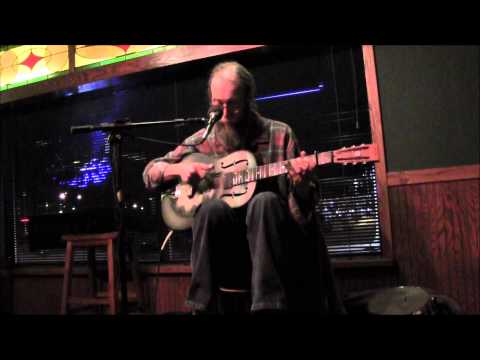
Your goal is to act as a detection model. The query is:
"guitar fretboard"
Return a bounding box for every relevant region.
[223,151,332,189]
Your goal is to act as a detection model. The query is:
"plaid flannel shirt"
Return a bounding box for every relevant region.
[143,116,315,225]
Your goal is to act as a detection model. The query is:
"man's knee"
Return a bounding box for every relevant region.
[249,191,282,209]
[246,191,285,221]
[195,199,230,219]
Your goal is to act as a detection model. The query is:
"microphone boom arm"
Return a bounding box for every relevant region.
[70,117,207,134]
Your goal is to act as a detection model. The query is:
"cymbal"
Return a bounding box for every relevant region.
[367,286,431,315]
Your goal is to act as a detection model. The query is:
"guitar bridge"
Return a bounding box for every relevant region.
[161,190,177,200]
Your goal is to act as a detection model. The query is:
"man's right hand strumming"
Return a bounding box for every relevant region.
[163,162,214,183]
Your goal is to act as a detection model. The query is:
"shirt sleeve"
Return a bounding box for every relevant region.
[284,126,317,226]
[142,130,204,190]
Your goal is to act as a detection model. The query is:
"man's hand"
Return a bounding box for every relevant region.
[287,151,315,185]
[164,162,214,183]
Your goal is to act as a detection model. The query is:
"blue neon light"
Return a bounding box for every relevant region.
[64,79,119,97]
[91,129,109,155]
[77,80,110,94]
[59,129,112,189]
[255,84,325,102]
[61,158,112,188]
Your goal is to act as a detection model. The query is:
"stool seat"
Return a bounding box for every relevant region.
[61,232,120,315]
[217,286,251,314]
[62,232,120,243]
[219,287,249,293]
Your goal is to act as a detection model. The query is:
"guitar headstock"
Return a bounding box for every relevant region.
[333,144,379,165]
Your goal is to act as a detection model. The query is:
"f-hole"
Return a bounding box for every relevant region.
[221,187,248,198]
[220,159,248,169]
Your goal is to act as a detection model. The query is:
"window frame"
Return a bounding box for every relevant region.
[0,45,393,266]
[362,45,393,259]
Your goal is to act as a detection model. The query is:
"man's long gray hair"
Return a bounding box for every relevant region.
[207,61,259,114]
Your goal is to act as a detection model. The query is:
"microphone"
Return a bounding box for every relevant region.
[70,125,95,134]
[200,106,223,142]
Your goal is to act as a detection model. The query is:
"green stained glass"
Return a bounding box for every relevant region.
[27,75,49,84]
[100,56,126,66]
[154,45,177,53]
[77,62,103,70]
[47,70,69,79]
[7,81,28,89]
[125,49,154,60]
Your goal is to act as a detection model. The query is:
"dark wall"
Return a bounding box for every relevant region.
[0,111,14,268]
[374,45,479,172]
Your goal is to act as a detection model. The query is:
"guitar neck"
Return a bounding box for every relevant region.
[226,150,333,187]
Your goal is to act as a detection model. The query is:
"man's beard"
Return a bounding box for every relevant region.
[215,121,245,151]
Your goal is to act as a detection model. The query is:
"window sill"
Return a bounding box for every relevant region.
[10,256,395,277]
[331,256,395,269]
[141,257,397,274]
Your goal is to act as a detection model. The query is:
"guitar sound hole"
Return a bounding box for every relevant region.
[220,159,248,169]
[221,187,248,198]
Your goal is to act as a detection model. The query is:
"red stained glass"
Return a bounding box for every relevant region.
[20,51,44,70]
[115,45,131,52]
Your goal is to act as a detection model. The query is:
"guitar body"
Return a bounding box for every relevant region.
[160,144,379,230]
[161,150,257,230]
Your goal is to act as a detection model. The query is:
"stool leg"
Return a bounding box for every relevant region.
[114,238,122,313]
[87,247,100,314]
[128,239,145,312]
[107,238,118,315]
[61,241,74,315]
[117,232,128,314]
[87,248,98,297]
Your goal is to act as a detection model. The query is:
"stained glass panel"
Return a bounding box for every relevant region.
[0,45,69,89]
[74,45,174,68]
[0,45,177,92]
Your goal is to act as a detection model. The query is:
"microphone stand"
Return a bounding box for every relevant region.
[71,117,205,314]
[70,117,206,134]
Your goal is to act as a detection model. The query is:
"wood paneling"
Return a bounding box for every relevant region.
[389,178,479,313]
[8,264,194,314]
[140,264,192,314]
[6,149,478,316]
[13,275,92,314]
[7,262,399,314]
[153,276,191,314]
[8,172,479,314]
[335,267,399,297]
[388,164,480,186]
[0,270,12,313]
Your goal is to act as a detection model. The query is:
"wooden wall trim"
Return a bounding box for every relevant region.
[11,256,395,278]
[11,263,193,277]
[388,164,480,186]
[144,259,397,272]
[143,264,192,275]
[332,257,395,269]
[362,45,393,258]
[0,45,264,105]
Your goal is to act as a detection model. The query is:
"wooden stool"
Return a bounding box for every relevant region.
[61,232,120,315]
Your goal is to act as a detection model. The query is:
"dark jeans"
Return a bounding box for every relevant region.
[186,191,296,312]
